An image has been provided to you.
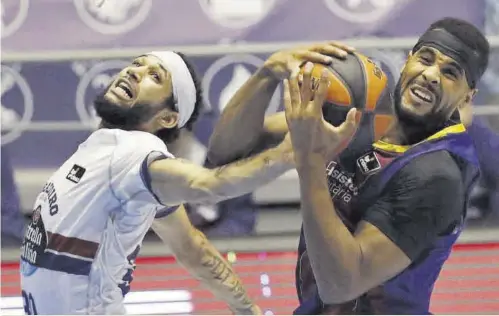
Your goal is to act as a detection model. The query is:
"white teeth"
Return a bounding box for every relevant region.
[114,80,133,98]
[412,88,432,102]
[115,86,131,100]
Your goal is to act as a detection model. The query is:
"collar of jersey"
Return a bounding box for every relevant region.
[372,123,466,154]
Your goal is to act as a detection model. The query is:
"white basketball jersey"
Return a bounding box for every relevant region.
[20,129,174,315]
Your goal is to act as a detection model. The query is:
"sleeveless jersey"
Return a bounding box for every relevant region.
[20,129,175,314]
[294,123,480,315]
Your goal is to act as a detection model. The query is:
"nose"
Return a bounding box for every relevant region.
[421,65,440,87]
[126,66,145,82]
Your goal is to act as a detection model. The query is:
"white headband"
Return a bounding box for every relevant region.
[147,51,196,128]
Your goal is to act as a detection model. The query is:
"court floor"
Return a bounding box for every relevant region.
[2,242,499,315]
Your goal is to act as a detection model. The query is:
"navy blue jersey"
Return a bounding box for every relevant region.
[294,123,480,315]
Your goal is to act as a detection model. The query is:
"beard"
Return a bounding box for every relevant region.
[93,89,159,131]
[93,87,181,144]
[392,79,457,144]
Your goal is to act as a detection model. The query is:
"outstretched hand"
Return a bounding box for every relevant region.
[283,62,358,163]
[264,41,355,80]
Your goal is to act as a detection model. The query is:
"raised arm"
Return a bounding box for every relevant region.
[207,42,355,165]
[152,205,260,314]
[206,66,282,165]
[148,137,293,206]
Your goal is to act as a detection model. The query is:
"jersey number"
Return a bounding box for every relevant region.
[22,290,38,315]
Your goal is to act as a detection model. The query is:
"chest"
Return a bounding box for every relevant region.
[325,149,397,230]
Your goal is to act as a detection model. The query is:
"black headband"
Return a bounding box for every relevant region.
[412,28,484,88]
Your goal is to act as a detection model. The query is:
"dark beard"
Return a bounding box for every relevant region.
[93,88,180,144]
[93,89,159,130]
[393,79,455,145]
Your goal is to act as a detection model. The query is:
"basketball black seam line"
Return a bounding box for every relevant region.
[328,64,355,107]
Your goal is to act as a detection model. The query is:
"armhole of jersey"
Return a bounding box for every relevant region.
[140,151,180,219]
[140,151,168,204]
[155,205,180,219]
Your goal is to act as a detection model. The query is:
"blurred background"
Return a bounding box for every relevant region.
[1,0,499,314]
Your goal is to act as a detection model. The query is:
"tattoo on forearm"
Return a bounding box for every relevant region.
[197,235,253,308]
[213,157,250,177]
[213,153,274,178]
[200,253,251,303]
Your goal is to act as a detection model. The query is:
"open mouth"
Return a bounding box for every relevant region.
[113,79,134,100]
[409,85,435,104]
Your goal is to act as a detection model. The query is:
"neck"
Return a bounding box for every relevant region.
[381,121,406,145]
[98,121,128,131]
[98,121,112,129]
[98,120,148,132]
[381,117,448,146]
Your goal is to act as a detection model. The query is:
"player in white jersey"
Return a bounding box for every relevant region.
[20,51,295,315]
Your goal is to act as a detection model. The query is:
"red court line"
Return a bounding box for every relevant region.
[452,242,499,251]
[445,254,499,264]
[439,266,499,277]
[432,291,499,301]
[435,278,499,289]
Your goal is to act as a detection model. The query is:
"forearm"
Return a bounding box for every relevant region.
[208,66,280,164]
[296,154,362,303]
[175,230,256,314]
[149,145,293,206]
[199,145,294,204]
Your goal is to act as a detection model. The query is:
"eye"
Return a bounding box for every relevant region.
[150,71,161,82]
[419,56,432,65]
[132,61,141,67]
[442,68,458,80]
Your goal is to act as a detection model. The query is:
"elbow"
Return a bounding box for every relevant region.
[205,150,226,167]
[206,139,234,166]
[206,145,248,167]
[206,139,219,164]
[318,288,359,305]
[206,133,241,166]
[311,241,366,304]
[315,273,361,304]
[207,133,266,166]
[317,283,359,305]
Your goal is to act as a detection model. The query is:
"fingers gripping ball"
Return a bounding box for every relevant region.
[300,52,394,141]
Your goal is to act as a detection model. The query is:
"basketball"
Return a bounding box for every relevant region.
[300,52,394,141]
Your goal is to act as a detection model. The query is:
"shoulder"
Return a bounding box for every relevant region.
[394,150,462,188]
[93,129,175,182]
[121,130,170,152]
[85,129,171,154]
[110,130,174,162]
[379,150,464,217]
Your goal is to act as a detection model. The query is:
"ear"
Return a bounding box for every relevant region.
[470,88,478,99]
[460,88,477,109]
[158,109,179,129]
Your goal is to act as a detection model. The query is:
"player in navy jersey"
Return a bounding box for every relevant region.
[207,17,489,314]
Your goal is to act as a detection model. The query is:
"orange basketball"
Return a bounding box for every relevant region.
[300,52,394,142]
